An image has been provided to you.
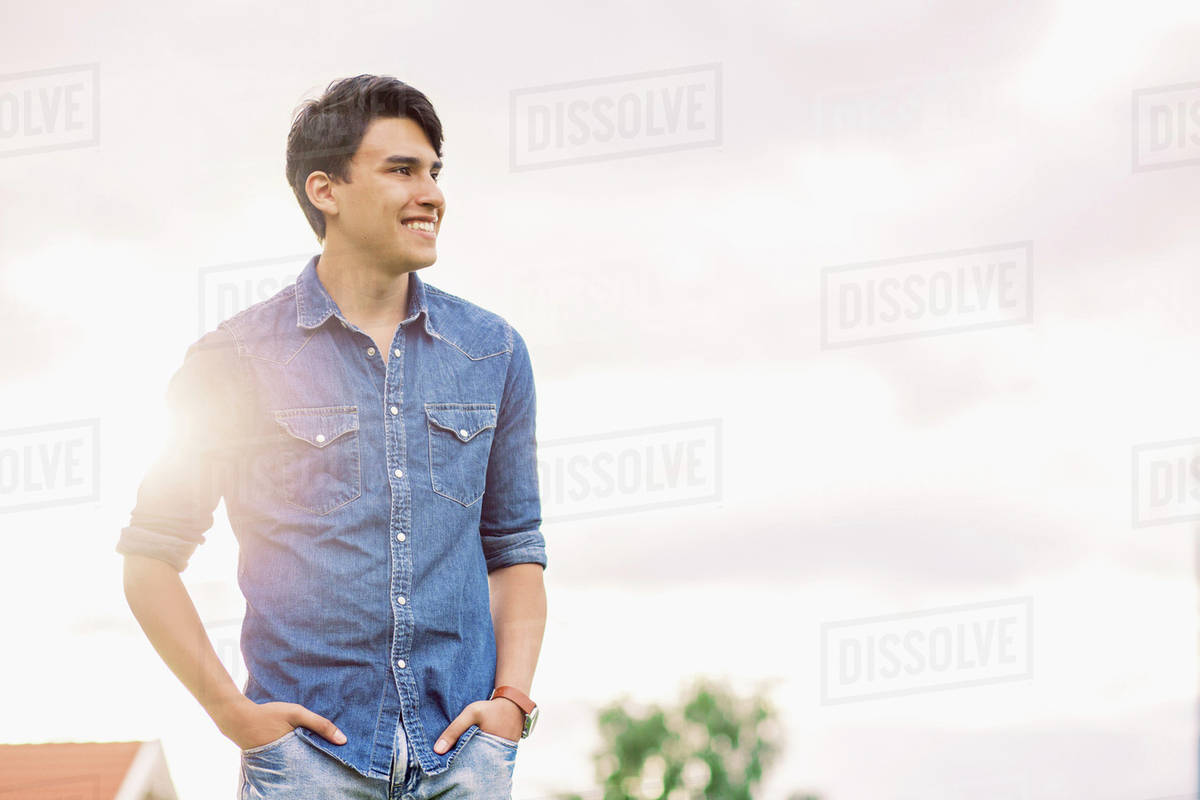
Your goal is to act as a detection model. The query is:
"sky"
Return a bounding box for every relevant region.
[3,0,1200,798]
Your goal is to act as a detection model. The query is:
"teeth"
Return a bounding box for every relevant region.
[404,220,435,233]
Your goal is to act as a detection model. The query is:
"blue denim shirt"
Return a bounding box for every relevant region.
[115,255,548,778]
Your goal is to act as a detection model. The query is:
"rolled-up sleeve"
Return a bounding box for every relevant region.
[479,324,547,573]
[115,326,246,572]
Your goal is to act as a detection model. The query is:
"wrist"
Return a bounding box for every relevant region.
[490,685,539,738]
[492,695,525,716]
[491,697,526,732]
[206,692,252,728]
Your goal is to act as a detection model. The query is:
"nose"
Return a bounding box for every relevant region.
[413,173,444,209]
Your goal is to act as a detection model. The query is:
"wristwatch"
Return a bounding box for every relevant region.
[490,685,539,739]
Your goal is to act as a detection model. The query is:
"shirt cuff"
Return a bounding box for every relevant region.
[482,528,548,573]
[115,525,201,573]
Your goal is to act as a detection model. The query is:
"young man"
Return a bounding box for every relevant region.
[117,75,548,798]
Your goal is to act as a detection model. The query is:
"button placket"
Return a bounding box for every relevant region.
[384,330,413,706]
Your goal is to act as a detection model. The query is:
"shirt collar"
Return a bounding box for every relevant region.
[295,254,434,335]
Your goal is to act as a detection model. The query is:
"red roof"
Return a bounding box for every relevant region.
[0,741,145,800]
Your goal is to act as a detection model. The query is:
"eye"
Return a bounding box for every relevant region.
[392,167,440,182]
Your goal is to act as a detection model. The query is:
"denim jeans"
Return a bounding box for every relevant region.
[239,719,517,799]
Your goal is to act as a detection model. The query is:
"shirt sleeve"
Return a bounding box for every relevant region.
[479,324,548,573]
[115,325,248,572]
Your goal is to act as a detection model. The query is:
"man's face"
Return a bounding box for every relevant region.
[323,116,445,272]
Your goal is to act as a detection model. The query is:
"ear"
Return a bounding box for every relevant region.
[306,171,338,217]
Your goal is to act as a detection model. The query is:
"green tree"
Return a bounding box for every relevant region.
[558,676,820,800]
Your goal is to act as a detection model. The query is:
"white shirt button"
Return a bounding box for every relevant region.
[394,348,401,357]
[459,429,469,438]
[367,347,376,356]
[390,406,399,415]
[394,469,403,478]
[397,659,406,669]
[397,532,406,542]
[315,434,326,443]
[397,596,406,605]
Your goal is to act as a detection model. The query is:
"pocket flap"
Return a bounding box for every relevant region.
[425,404,497,443]
[273,406,359,447]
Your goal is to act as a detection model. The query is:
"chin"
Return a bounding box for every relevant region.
[397,253,437,271]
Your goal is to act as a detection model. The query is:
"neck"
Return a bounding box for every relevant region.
[316,244,413,330]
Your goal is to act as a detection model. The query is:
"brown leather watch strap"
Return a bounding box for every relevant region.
[490,685,536,714]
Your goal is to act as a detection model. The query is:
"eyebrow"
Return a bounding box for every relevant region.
[382,155,443,170]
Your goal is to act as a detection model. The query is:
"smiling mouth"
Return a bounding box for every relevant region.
[402,220,436,236]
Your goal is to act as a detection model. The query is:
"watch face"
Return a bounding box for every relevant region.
[523,705,539,738]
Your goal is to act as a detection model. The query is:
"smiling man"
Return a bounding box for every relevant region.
[117,75,547,798]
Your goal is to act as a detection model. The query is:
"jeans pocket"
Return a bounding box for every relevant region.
[240,728,298,756]
[473,728,520,750]
[273,406,362,515]
[425,403,497,507]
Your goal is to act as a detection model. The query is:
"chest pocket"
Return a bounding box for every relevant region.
[425,403,498,507]
[272,406,362,515]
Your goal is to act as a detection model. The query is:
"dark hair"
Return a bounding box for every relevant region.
[286,75,445,242]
